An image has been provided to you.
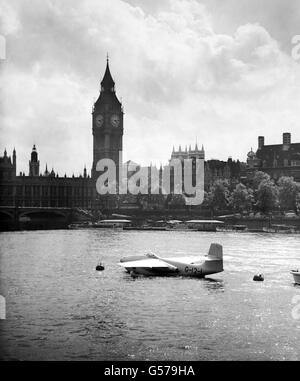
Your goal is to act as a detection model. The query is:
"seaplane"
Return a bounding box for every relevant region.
[119,243,224,278]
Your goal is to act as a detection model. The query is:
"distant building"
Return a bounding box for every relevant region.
[170,144,204,191]
[170,144,205,161]
[91,56,124,183]
[204,158,243,189]
[170,145,243,191]
[0,146,94,208]
[0,58,122,210]
[3,57,279,214]
[29,145,40,177]
[0,148,16,181]
[247,133,300,181]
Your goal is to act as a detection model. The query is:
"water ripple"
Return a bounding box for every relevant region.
[0,230,299,360]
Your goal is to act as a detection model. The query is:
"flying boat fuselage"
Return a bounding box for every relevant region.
[119,243,224,278]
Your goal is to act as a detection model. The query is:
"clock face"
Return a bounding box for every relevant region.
[111,114,120,127]
[95,114,104,127]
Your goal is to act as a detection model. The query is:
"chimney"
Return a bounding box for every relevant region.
[258,136,264,149]
[283,132,291,145]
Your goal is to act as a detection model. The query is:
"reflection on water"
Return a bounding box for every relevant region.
[203,278,225,292]
[0,230,299,360]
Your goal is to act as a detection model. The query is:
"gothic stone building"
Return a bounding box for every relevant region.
[170,145,243,191]
[0,146,94,209]
[0,59,123,210]
[0,58,250,213]
[246,133,300,182]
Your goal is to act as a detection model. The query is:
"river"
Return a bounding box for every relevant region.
[0,229,299,360]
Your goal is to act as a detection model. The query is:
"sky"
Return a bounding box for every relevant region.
[0,0,300,176]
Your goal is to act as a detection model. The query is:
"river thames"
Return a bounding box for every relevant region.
[0,229,299,361]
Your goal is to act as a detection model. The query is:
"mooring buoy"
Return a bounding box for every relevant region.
[96,263,105,271]
[253,274,264,281]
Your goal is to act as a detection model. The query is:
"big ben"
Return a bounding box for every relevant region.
[92,57,123,186]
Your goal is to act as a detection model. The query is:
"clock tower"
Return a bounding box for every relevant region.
[92,58,124,185]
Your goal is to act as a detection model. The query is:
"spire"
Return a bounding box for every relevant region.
[179,145,182,152]
[201,144,204,151]
[172,145,175,153]
[4,148,7,157]
[94,57,122,111]
[185,145,187,152]
[31,144,38,163]
[101,56,115,92]
[189,144,191,152]
[13,147,16,166]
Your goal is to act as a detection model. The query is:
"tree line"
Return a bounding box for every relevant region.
[202,172,300,215]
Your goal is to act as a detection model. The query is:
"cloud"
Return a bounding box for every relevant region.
[0,0,299,175]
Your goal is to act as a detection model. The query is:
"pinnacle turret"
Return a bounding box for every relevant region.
[100,57,115,92]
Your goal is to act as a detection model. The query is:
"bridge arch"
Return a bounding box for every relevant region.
[19,210,69,220]
[0,210,14,220]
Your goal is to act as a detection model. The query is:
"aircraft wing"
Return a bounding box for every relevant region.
[119,258,178,269]
[168,256,201,264]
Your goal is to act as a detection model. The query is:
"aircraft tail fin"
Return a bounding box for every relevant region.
[203,243,223,274]
[207,243,223,260]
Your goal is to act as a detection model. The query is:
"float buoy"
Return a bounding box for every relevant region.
[96,263,105,271]
[253,274,264,281]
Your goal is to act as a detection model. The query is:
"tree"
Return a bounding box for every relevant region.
[277,176,300,212]
[202,190,214,215]
[168,194,186,207]
[231,183,254,213]
[296,193,300,214]
[256,179,278,214]
[209,179,230,212]
[202,191,212,206]
[252,171,270,190]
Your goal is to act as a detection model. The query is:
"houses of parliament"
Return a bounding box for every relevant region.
[2,58,298,212]
[0,59,123,211]
[0,58,242,211]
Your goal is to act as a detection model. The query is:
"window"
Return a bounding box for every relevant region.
[291,160,300,167]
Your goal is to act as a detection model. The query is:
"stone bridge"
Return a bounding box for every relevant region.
[0,206,74,223]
